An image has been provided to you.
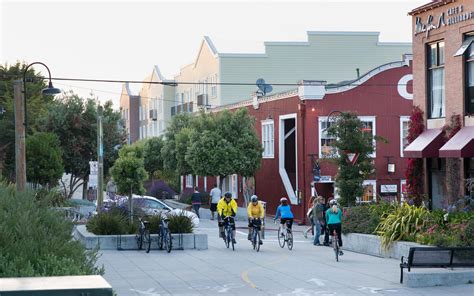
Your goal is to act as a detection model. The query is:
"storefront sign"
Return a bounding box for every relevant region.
[319,176,332,182]
[415,5,473,37]
[381,184,397,193]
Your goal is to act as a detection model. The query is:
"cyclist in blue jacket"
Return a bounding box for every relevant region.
[326,199,343,256]
[273,197,294,236]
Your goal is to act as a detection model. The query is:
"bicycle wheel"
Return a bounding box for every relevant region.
[136,230,143,250]
[277,228,285,248]
[224,227,230,248]
[255,230,261,252]
[145,229,151,253]
[287,230,293,250]
[333,235,339,262]
[157,230,163,250]
[165,230,172,253]
[230,231,235,251]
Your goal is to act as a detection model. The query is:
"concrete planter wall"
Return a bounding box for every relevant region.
[342,233,423,260]
[74,225,208,250]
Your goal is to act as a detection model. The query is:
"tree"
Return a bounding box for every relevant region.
[110,143,148,222]
[326,112,378,207]
[405,106,425,206]
[186,109,262,191]
[143,137,164,177]
[41,92,126,198]
[161,113,193,173]
[26,132,64,188]
[0,63,54,181]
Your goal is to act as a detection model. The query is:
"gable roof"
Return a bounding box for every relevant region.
[193,36,219,69]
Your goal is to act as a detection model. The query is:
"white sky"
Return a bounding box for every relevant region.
[1,0,425,107]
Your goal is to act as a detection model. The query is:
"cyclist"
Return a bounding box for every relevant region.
[273,197,294,236]
[326,199,343,256]
[247,195,264,245]
[217,192,238,244]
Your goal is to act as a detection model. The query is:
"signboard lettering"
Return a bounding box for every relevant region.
[415,5,473,37]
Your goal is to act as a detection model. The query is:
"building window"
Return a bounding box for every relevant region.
[261,120,274,158]
[400,116,410,157]
[466,35,474,114]
[186,174,193,188]
[211,74,218,98]
[358,180,377,203]
[319,119,337,158]
[428,41,445,119]
[400,179,407,202]
[231,174,238,198]
[359,116,376,157]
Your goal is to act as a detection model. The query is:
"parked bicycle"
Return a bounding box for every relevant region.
[135,217,151,253]
[158,215,172,253]
[249,218,262,252]
[222,216,235,251]
[277,220,293,250]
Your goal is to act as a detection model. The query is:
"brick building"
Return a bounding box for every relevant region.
[405,0,474,209]
[186,56,413,221]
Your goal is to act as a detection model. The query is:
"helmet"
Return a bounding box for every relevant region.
[329,199,338,206]
[280,197,288,203]
[224,192,232,198]
[250,195,258,202]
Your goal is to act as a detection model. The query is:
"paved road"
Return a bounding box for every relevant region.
[98,219,473,296]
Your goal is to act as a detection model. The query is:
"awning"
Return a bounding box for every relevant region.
[403,128,445,158]
[439,126,474,158]
[454,36,474,57]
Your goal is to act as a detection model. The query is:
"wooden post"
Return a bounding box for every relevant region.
[14,80,26,191]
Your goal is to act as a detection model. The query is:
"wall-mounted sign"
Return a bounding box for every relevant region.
[319,176,332,182]
[381,184,397,193]
[414,5,473,37]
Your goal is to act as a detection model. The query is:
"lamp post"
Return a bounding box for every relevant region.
[14,62,60,191]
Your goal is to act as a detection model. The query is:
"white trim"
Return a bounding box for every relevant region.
[279,113,298,204]
[204,176,207,192]
[400,116,410,157]
[186,174,193,188]
[318,116,337,159]
[400,179,407,202]
[359,116,377,158]
[195,175,199,188]
[261,119,275,159]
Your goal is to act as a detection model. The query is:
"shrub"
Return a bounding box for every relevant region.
[0,183,103,276]
[145,179,176,199]
[342,206,380,234]
[168,211,194,233]
[86,207,129,235]
[64,199,96,208]
[35,187,66,207]
[375,203,430,249]
[147,215,162,234]
[179,188,194,204]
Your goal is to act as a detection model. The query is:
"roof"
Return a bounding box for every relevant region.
[409,0,455,16]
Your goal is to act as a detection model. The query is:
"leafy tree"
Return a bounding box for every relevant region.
[110,143,148,222]
[41,92,126,198]
[161,113,193,173]
[186,109,262,187]
[143,137,164,177]
[26,132,63,188]
[0,63,54,181]
[405,106,424,206]
[326,112,378,207]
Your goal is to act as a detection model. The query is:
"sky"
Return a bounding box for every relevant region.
[1,0,425,107]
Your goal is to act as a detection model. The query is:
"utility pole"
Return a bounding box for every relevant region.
[97,105,104,212]
[14,80,26,191]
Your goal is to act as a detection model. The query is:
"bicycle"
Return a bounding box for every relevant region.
[222,216,235,251]
[157,215,172,253]
[135,217,151,253]
[250,218,262,252]
[332,229,340,262]
[277,220,293,250]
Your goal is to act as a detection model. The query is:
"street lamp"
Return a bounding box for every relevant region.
[23,62,61,132]
[15,62,60,191]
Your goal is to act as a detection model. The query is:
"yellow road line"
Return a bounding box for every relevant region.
[240,255,288,289]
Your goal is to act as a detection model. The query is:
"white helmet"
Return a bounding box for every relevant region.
[250,195,258,202]
[280,197,288,203]
[329,199,338,206]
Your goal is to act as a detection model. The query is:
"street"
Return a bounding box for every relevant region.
[97,218,473,296]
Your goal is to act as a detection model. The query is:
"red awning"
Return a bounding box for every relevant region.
[439,126,474,158]
[403,128,444,158]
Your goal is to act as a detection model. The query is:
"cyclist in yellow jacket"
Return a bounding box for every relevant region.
[247,195,264,245]
[217,192,238,244]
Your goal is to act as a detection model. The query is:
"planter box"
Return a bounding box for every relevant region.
[341,233,423,260]
[74,225,207,250]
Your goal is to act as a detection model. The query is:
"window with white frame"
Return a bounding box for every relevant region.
[428,41,445,119]
[319,118,337,158]
[400,116,410,157]
[231,174,238,198]
[400,179,407,202]
[358,180,377,203]
[262,120,274,158]
[211,75,217,98]
[186,174,193,188]
[359,116,376,157]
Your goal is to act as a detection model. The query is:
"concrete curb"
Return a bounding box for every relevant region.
[74,225,208,250]
[341,233,423,260]
[403,268,474,288]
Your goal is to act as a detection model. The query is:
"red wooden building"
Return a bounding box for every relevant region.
[184,55,413,222]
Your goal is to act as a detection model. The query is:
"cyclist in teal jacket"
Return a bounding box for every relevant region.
[326,199,343,255]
